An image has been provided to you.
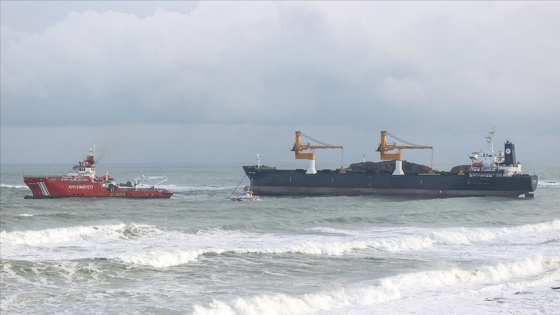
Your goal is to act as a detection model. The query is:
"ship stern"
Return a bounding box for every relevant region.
[530,175,538,192]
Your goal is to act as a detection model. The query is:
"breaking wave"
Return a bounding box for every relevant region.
[192,257,560,315]
[2,220,558,268]
[0,184,27,189]
[0,224,130,246]
[538,181,560,187]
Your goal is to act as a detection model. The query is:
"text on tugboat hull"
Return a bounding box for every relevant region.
[68,185,94,189]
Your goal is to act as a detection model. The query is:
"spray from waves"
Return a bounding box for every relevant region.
[192,257,559,315]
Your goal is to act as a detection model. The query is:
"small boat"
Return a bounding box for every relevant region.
[231,186,260,201]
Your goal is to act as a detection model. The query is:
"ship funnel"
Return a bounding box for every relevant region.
[504,141,516,166]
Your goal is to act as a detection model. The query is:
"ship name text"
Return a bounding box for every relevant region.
[68,185,94,190]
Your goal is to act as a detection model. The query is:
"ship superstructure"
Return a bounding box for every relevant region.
[468,130,523,177]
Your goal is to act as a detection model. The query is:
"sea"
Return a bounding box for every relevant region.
[1,162,559,315]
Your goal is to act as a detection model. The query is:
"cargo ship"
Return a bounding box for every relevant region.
[23,144,173,199]
[242,131,538,198]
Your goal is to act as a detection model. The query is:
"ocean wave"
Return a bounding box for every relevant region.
[0,223,151,246]
[102,235,434,268]
[94,218,557,267]
[2,220,558,267]
[194,281,399,315]
[378,256,558,290]
[192,257,559,315]
[0,183,28,189]
[118,249,205,268]
[538,181,560,187]
[431,220,560,245]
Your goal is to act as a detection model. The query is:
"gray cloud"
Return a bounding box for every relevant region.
[1,1,559,165]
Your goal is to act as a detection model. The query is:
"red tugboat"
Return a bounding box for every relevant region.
[23,144,173,199]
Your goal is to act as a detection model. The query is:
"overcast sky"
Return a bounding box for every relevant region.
[1,1,559,168]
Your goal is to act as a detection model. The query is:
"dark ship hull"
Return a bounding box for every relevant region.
[242,166,538,198]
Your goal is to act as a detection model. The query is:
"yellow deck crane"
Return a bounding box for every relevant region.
[292,131,344,174]
[376,131,433,175]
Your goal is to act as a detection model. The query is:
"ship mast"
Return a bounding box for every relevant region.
[486,130,495,153]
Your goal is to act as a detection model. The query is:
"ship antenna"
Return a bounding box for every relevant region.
[486,129,495,153]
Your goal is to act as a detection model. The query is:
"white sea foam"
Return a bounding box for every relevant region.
[0,183,27,189]
[118,249,205,268]
[355,258,560,315]
[432,220,560,245]
[0,224,128,246]
[193,285,400,315]
[89,220,560,267]
[192,257,559,315]
[2,220,558,267]
[0,223,166,263]
[379,256,558,290]
[99,233,433,267]
[308,227,360,235]
[478,268,560,294]
[538,181,560,187]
